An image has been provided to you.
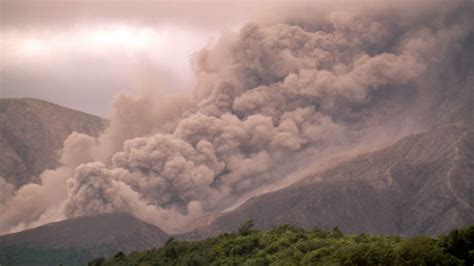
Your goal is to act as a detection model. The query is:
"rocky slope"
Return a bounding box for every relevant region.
[179,75,474,239]
[184,122,474,239]
[0,213,169,266]
[0,98,106,187]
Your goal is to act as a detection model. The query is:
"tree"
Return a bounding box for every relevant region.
[396,236,459,265]
[239,220,255,236]
[439,225,474,264]
[88,257,105,266]
[113,251,125,260]
[164,237,177,258]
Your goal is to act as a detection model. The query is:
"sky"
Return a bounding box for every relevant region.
[0,1,272,116]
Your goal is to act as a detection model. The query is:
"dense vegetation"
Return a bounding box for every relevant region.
[90,221,474,266]
[0,246,90,266]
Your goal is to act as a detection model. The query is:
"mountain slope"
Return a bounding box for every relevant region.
[186,122,474,238]
[0,213,169,266]
[0,98,106,187]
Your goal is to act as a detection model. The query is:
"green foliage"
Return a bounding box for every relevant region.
[439,225,474,265]
[239,219,256,235]
[0,247,93,266]
[88,256,106,266]
[396,236,460,265]
[92,223,474,266]
[113,251,125,260]
[164,237,178,258]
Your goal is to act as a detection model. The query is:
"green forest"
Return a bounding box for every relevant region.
[90,221,474,266]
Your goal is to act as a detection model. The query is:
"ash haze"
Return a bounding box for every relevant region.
[1,1,258,115]
[0,0,473,235]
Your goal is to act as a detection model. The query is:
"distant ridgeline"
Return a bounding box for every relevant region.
[91,221,474,266]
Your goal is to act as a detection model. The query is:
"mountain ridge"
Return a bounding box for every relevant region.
[0,97,106,187]
[0,212,169,266]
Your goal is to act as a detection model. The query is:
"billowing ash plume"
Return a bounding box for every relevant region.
[1,0,473,234]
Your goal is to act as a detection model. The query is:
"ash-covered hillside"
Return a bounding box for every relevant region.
[181,76,474,239]
[0,98,106,187]
[183,121,474,239]
[0,213,168,266]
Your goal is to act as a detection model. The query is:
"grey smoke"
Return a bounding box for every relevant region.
[1,0,473,234]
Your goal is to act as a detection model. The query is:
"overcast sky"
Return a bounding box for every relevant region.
[0,1,284,116]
